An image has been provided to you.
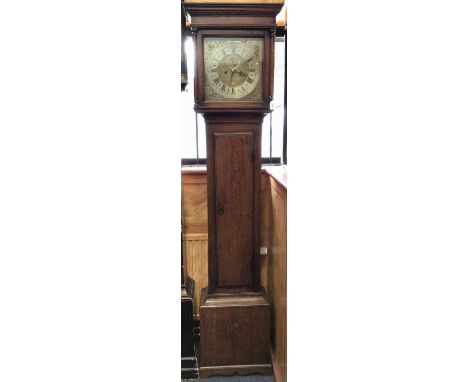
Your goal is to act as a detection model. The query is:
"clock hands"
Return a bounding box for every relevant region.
[229,68,247,86]
[233,68,247,78]
[224,56,249,86]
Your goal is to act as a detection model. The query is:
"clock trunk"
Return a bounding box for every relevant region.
[205,113,263,293]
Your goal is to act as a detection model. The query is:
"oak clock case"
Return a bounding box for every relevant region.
[185,2,282,378]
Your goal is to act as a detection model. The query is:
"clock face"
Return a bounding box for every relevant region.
[204,37,263,102]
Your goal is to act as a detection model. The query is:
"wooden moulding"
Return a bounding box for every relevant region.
[199,364,272,379]
[183,0,284,4]
[184,2,284,30]
[199,288,272,378]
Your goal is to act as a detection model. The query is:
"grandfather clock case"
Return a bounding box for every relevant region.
[184,2,283,378]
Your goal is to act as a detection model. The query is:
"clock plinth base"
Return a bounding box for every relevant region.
[199,288,272,378]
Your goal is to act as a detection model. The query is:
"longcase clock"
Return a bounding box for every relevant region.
[184,2,283,378]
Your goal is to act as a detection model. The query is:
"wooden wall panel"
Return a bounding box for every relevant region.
[182,172,208,319]
[183,234,208,320]
[260,172,272,290]
[182,173,208,234]
[267,176,287,382]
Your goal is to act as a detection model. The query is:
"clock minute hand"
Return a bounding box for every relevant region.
[229,67,235,86]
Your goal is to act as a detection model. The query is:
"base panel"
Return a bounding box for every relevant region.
[199,288,271,377]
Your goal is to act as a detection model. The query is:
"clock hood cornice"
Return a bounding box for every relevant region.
[183,2,283,30]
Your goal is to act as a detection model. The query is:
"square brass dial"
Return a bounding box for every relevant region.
[204,37,263,102]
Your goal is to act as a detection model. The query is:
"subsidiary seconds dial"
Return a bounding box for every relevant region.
[204,38,263,101]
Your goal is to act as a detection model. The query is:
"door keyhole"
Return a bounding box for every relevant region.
[217,206,224,215]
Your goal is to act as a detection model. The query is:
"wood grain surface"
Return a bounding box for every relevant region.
[200,290,271,368]
[267,175,287,382]
[183,235,208,320]
[214,132,254,287]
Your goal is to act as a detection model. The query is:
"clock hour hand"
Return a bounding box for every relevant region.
[233,68,247,78]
